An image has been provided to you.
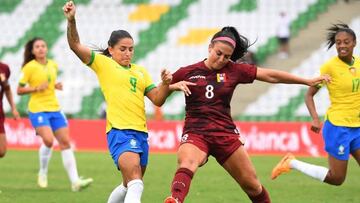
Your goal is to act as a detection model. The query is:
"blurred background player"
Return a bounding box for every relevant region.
[17,37,93,191]
[0,61,20,158]
[271,23,360,186]
[63,1,188,202]
[276,11,291,59]
[163,26,329,203]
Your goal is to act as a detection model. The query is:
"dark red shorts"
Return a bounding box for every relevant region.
[180,133,244,165]
[0,118,5,133]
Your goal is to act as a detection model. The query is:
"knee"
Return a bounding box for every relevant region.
[0,145,6,157]
[239,173,262,196]
[57,136,71,149]
[58,141,71,150]
[0,150,6,158]
[123,166,143,183]
[178,158,199,171]
[328,176,345,186]
[326,172,345,186]
[43,139,54,148]
[243,180,262,196]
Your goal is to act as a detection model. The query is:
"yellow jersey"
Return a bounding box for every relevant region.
[88,52,156,133]
[19,59,60,112]
[320,56,360,127]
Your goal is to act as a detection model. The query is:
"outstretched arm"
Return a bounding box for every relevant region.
[63,1,92,64]
[256,67,329,86]
[305,86,321,133]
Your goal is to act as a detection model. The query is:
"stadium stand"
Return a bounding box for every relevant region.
[0,0,358,121]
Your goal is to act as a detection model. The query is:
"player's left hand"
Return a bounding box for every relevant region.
[55,82,63,90]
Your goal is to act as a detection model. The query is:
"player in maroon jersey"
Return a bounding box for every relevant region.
[0,62,20,158]
[163,27,329,203]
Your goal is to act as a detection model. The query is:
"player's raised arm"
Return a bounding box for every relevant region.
[63,1,92,64]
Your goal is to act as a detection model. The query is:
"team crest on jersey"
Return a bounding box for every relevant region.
[349,67,356,76]
[136,70,144,78]
[338,145,345,155]
[130,139,137,148]
[216,73,226,82]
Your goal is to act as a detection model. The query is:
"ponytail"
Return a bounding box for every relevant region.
[211,26,253,61]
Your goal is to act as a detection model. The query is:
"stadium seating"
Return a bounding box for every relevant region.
[0,0,353,120]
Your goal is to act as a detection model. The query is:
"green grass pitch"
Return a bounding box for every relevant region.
[0,150,358,202]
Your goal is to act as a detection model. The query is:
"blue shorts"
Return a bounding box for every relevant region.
[107,128,149,169]
[28,111,68,132]
[322,120,360,160]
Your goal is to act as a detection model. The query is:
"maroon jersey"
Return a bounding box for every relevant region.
[0,62,11,117]
[172,60,257,136]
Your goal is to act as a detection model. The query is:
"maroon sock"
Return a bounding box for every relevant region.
[248,185,271,203]
[171,168,194,203]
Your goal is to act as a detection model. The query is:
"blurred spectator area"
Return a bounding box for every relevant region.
[1,0,359,121]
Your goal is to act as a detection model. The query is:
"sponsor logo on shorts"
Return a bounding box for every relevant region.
[181,134,189,143]
[338,145,345,155]
[130,139,137,148]
[37,116,44,124]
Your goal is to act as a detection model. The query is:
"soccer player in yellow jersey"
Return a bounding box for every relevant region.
[272,23,360,186]
[17,37,93,191]
[63,1,190,202]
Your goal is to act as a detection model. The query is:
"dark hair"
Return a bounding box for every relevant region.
[99,30,133,56]
[23,37,45,67]
[211,26,252,61]
[326,23,356,50]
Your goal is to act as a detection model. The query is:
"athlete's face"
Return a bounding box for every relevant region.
[207,41,234,70]
[335,31,356,59]
[109,37,134,67]
[32,40,48,60]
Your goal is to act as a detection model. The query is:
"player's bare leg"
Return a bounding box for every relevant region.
[118,152,143,203]
[323,155,348,185]
[222,146,270,203]
[351,149,360,166]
